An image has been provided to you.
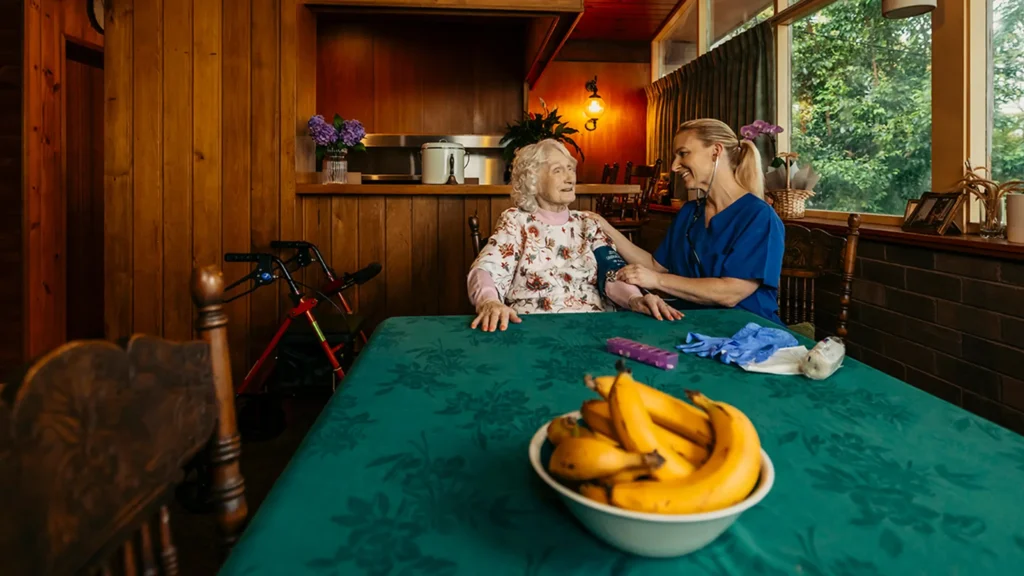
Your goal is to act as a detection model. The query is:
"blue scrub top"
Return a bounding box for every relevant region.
[653,193,785,324]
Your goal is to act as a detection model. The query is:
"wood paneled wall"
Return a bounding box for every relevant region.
[1,0,22,372]
[316,13,524,134]
[104,0,314,378]
[103,1,553,375]
[528,60,651,183]
[294,192,601,327]
[17,0,104,367]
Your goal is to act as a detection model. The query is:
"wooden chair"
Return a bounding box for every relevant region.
[606,159,663,242]
[0,265,247,576]
[595,162,620,216]
[779,213,862,339]
[468,214,487,256]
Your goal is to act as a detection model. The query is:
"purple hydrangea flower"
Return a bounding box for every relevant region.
[308,115,339,147]
[339,119,366,148]
[740,125,759,140]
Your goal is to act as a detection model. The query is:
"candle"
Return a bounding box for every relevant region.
[1008,194,1024,244]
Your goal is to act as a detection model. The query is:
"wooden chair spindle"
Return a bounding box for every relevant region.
[140,522,158,576]
[159,505,179,576]
[123,540,138,576]
[192,266,249,549]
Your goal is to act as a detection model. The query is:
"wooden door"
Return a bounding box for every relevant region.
[65,42,104,341]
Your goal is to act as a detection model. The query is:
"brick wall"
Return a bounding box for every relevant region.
[845,240,1024,435]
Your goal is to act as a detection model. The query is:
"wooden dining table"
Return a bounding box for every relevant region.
[218,310,1024,575]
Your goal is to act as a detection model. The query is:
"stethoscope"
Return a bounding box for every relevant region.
[682,154,719,279]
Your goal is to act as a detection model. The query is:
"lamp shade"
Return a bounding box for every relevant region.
[585,95,605,120]
[881,0,935,19]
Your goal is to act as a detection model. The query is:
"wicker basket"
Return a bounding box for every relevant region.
[765,152,815,219]
[766,188,815,219]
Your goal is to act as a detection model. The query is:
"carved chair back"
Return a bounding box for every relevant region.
[468,214,487,256]
[779,213,861,338]
[0,265,247,576]
[595,162,620,216]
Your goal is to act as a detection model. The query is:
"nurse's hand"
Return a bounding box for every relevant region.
[471,300,521,332]
[581,211,611,233]
[617,264,662,290]
[628,294,684,321]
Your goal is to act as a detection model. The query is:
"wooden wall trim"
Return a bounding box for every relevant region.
[22,0,106,361]
[104,0,133,345]
[302,0,584,12]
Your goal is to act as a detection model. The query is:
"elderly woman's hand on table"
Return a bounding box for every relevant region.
[628,293,684,321]
[470,299,522,332]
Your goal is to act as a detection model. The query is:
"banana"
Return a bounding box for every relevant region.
[586,374,712,447]
[548,436,664,482]
[610,391,762,514]
[596,467,650,487]
[580,399,708,465]
[608,369,696,481]
[578,483,610,505]
[547,416,617,446]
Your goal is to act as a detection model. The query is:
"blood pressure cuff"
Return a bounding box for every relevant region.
[594,245,629,299]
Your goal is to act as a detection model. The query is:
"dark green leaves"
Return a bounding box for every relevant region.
[879,528,903,558]
[500,104,586,163]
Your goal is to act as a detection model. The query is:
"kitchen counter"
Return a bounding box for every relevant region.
[296,182,640,196]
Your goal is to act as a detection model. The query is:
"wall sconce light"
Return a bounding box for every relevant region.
[881,0,935,19]
[584,76,604,132]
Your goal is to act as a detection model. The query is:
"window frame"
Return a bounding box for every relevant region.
[652,0,990,228]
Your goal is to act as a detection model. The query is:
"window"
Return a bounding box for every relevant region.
[990,0,1024,183]
[711,1,774,51]
[656,1,698,79]
[790,0,932,215]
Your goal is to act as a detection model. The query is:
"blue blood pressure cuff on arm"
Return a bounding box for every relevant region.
[594,245,629,299]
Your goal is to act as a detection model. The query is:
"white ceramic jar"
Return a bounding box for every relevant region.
[421,140,469,184]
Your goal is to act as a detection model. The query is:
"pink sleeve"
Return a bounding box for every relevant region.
[606,281,642,309]
[467,268,501,308]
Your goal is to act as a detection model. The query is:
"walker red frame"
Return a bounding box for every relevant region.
[224,251,347,396]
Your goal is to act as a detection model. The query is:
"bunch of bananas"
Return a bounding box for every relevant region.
[545,362,762,515]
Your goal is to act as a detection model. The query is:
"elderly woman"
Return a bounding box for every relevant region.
[467,139,681,332]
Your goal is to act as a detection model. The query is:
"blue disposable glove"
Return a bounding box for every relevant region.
[678,322,799,366]
[677,332,731,358]
[723,322,799,366]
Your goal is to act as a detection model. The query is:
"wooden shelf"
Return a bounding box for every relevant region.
[796,217,1024,262]
[296,182,640,196]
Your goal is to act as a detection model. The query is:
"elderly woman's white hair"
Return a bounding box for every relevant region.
[510,139,578,213]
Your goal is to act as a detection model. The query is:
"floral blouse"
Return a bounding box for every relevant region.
[469,208,618,314]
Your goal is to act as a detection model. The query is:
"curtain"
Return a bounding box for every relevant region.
[646,22,776,198]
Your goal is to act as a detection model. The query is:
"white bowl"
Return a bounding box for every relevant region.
[528,411,775,558]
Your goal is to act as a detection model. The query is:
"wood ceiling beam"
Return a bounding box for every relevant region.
[303,0,584,12]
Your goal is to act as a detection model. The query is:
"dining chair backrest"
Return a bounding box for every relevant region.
[468,214,487,256]
[595,162,620,216]
[0,265,248,576]
[779,213,861,338]
[618,159,663,220]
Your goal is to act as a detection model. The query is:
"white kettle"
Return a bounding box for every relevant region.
[421,140,470,184]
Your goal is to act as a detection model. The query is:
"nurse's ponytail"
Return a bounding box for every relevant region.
[734,139,764,199]
[676,119,766,200]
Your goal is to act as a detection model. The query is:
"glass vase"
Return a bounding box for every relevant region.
[322,150,348,184]
[979,195,1006,239]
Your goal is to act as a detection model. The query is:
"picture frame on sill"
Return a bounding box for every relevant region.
[901,191,966,235]
[903,199,919,223]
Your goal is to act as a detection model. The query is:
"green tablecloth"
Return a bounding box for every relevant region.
[220,310,1024,575]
